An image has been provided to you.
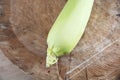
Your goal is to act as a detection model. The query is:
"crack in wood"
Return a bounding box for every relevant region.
[66,38,120,80]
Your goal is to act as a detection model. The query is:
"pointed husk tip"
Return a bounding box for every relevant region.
[46,49,58,67]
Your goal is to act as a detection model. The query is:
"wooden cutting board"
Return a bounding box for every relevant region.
[0,0,120,80]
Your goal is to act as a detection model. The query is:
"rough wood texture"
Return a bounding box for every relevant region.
[66,0,120,79]
[0,0,65,80]
[0,0,120,80]
[0,29,60,80]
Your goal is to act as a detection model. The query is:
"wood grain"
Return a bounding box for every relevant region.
[0,0,120,80]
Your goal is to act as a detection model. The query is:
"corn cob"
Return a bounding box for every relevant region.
[46,0,94,67]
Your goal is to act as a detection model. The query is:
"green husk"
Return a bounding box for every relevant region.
[46,0,94,67]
